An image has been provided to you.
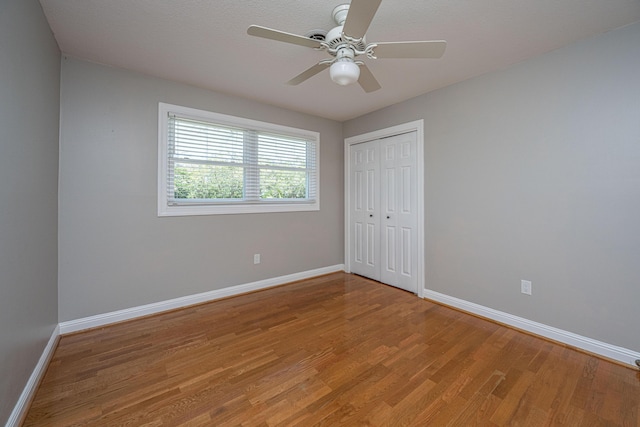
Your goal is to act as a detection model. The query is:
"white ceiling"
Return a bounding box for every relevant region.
[40,0,640,121]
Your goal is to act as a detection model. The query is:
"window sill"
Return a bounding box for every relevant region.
[158,201,320,217]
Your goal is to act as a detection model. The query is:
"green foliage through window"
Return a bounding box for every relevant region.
[173,163,243,199]
[260,169,307,199]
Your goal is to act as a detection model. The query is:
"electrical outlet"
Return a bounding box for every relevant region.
[254,254,261,264]
[521,280,532,295]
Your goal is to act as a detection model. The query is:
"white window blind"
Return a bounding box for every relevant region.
[158,103,319,216]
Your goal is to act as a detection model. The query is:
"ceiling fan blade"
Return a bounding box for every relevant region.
[247,25,322,49]
[287,63,330,86]
[372,41,447,59]
[342,0,382,40]
[358,64,382,93]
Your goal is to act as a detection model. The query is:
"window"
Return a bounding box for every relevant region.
[158,103,319,216]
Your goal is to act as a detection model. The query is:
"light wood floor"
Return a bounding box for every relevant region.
[24,272,640,426]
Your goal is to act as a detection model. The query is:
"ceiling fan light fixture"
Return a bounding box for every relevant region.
[330,60,360,86]
[247,0,446,92]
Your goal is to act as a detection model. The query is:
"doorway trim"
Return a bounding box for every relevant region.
[344,120,425,298]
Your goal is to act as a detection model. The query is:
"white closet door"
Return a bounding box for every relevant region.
[380,132,418,293]
[348,131,418,293]
[349,140,380,281]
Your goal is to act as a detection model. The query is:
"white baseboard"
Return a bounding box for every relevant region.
[424,289,640,367]
[59,265,344,335]
[6,325,60,427]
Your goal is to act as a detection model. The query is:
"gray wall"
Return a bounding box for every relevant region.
[58,58,344,322]
[0,0,60,423]
[344,22,640,352]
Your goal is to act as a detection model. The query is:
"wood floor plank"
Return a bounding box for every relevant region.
[22,272,640,426]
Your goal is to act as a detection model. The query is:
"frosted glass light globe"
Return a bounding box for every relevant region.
[330,61,360,86]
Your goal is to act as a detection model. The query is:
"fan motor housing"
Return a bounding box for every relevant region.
[325,25,367,51]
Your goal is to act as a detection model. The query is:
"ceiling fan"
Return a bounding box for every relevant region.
[247,0,446,93]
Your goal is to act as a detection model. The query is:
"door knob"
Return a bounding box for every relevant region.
[369,214,373,217]
[386,216,390,219]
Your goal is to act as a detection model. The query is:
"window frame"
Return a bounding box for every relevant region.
[158,103,320,216]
